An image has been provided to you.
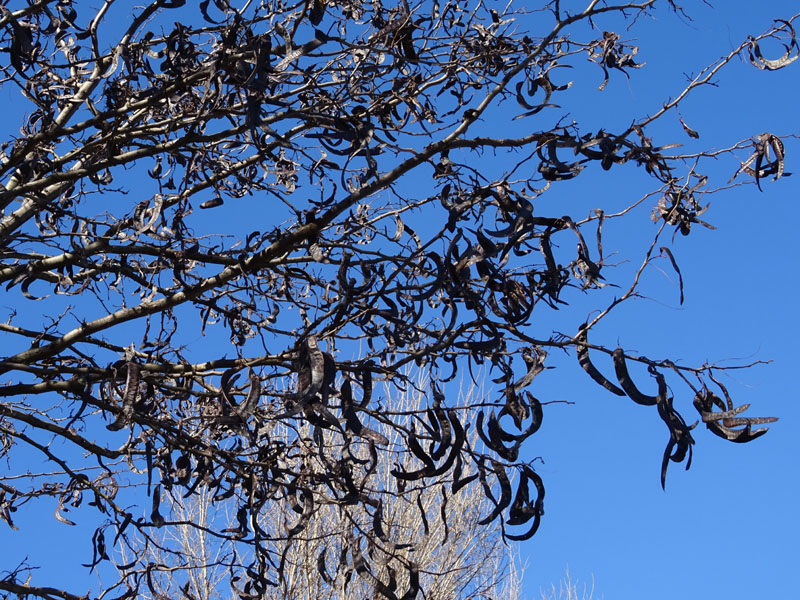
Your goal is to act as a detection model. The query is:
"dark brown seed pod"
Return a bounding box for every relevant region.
[236,367,260,418]
[317,549,332,584]
[107,361,140,431]
[505,465,545,541]
[576,324,625,396]
[694,388,777,443]
[477,460,512,526]
[199,197,224,209]
[612,348,659,406]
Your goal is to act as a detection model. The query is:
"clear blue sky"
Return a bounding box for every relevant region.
[2,2,797,599]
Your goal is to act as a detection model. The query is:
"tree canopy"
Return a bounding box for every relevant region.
[0,1,793,599]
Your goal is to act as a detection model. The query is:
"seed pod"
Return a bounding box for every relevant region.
[576,324,625,396]
[107,362,140,431]
[612,348,658,406]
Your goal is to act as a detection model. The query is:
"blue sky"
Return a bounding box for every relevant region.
[1,2,798,599]
[512,3,799,598]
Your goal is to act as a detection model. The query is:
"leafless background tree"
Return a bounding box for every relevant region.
[134,377,522,600]
[0,1,793,599]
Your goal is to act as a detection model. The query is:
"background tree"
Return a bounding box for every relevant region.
[133,378,522,600]
[0,1,793,599]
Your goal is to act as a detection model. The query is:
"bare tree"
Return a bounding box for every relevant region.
[539,571,597,600]
[0,1,793,599]
[135,377,522,600]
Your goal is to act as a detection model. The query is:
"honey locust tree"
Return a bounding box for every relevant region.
[0,1,793,599]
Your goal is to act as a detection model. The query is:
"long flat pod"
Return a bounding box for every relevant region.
[477,459,512,526]
[451,452,479,496]
[576,324,625,396]
[428,385,451,461]
[612,348,659,406]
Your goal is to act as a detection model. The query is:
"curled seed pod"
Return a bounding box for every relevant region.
[429,387,451,461]
[174,454,192,487]
[107,362,140,431]
[505,466,545,541]
[151,484,165,527]
[236,367,260,418]
[317,549,332,584]
[612,348,659,406]
[747,21,799,71]
[693,388,777,443]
